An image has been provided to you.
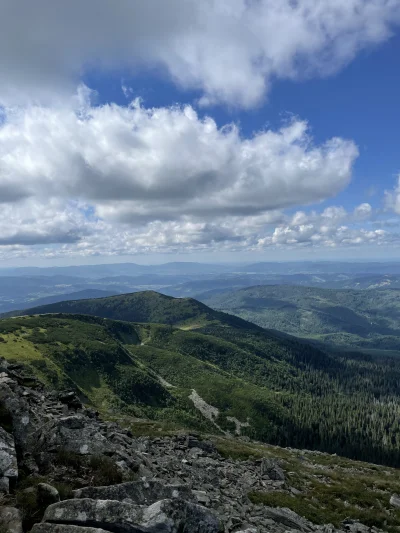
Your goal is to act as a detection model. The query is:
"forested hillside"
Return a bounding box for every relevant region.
[5,290,259,331]
[202,285,400,350]
[2,294,400,467]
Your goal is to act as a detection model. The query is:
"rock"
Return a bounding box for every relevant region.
[73,480,192,505]
[37,483,60,506]
[58,392,83,411]
[342,519,375,533]
[260,458,285,481]
[192,490,211,506]
[31,525,110,533]
[42,498,143,532]
[263,506,312,531]
[186,437,216,455]
[0,380,34,448]
[390,494,400,508]
[141,498,220,533]
[0,426,18,493]
[0,506,23,533]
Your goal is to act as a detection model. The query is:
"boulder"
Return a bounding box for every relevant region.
[263,506,312,531]
[58,392,83,411]
[34,416,113,457]
[0,426,18,493]
[74,481,192,505]
[141,498,220,533]
[0,381,33,448]
[192,490,210,506]
[37,483,61,506]
[0,506,23,533]
[260,458,285,481]
[390,494,400,508]
[43,498,143,533]
[31,525,110,533]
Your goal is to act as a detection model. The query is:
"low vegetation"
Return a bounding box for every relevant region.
[2,292,400,468]
[214,437,400,532]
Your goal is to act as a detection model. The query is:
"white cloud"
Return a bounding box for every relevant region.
[257,203,395,250]
[1,0,400,107]
[2,93,400,259]
[385,175,400,214]
[0,199,96,246]
[0,97,358,224]
[0,194,397,260]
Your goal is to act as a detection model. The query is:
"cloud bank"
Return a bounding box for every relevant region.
[1,0,400,107]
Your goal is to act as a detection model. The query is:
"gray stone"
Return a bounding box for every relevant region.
[74,481,192,505]
[0,381,33,448]
[31,525,110,533]
[342,519,375,533]
[390,494,400,508]
[38,483,60,506]
[141,498,220,533]
[260,458,285,481]
[192,490,211,506]
[263,506,312,531]
[0,426,18,493]
[0,506,23,533]
[43,498,143,533]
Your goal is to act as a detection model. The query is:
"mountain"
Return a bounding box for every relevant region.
[2,292,400,468]
[235,261,400,275]
[23,289,120,307]
[4,290,260,330]
[0,261,232,279]
[4,359,400,533]
[201,285,400,350]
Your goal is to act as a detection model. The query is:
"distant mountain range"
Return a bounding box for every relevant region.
[201,285,400,351]
[2,261,400,315]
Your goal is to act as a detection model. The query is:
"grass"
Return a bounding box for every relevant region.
[211,437,400,531]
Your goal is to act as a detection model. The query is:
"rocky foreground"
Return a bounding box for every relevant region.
[0,357,396,533]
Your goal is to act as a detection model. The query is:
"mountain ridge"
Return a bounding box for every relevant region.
[201,284,400,350]
[2,291,400,468]
[2,290,263,331]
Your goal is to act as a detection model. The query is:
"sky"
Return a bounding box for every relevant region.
[1,0,400,266]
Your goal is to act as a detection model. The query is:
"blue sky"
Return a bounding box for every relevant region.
[1,0,400,266]
[87,30,400,211]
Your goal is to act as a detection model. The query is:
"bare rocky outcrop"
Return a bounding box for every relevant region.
[0,426,18,494]
[73,481,192,505]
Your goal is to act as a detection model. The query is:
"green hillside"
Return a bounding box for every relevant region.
[5,290,260,331]
[202,285,400,350]
[2,301,400,467]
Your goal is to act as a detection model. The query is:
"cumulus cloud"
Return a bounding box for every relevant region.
[0,200,96,247]
[0,97,358,224]
[257,203,391,249]
[1,0,400,107]
[0,193,396,260]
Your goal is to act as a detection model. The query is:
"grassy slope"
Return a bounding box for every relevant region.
[203,285,400,349]
[0,314,288,437]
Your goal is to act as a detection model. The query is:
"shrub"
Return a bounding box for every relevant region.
[88,455,123,486]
